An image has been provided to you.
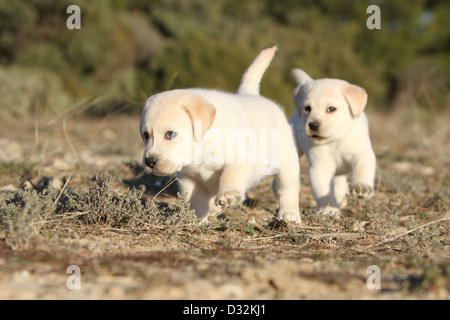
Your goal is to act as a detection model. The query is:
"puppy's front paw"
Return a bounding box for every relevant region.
[278,211,302,224]
[351,184,374,200]
[197,216,210,225]
[318,206,341,219]
[214,191,243,208]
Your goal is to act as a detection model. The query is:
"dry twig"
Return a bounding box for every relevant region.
[365,217,450,249]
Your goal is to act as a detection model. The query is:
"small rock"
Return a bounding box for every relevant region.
[21,180,34,191]
[392,161,412,173]
[53,158,74,171]
[0,184,16,193]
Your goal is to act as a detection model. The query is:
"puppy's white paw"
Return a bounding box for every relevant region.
[350,184,373,200]
[197,216,210,225]
[318,206,341,219]
[214,191,243,208]
[338,197,348,209]
[278,211,302,224]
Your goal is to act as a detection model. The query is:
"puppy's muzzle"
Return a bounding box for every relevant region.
[145,157,157,169]
[308,121,320,132]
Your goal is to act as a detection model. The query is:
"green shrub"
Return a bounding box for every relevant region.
[0,0,448,118]
[0,66,72,120]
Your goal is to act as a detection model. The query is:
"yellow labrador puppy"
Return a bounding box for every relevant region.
[289,69,376,218]
[140,47,301,223]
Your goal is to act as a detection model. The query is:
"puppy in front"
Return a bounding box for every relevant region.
[289,69,376,218]
[140,47,301,223]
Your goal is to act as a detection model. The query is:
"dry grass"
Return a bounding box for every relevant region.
[0,110,448,299]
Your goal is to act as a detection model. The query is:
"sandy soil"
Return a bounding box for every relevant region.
[0,112,448,300]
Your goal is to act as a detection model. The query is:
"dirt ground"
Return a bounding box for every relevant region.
[0,110,448,300]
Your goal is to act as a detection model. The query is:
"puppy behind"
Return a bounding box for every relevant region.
[140,47,302,223]
[289,69,376,218]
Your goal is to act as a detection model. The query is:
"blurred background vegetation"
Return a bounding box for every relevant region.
[0,0,448,120]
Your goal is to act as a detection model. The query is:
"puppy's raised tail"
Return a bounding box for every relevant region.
[238,46,277,96]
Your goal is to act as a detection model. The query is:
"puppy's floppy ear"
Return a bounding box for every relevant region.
[293,86,307,117]
[343,84,368,118]
[291,69,313,86]
[183,95,216,142]
[292,69,313,117]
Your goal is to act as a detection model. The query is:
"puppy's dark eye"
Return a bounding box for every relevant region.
[304,105,311,113]
[142,132,150,141]
[327,106,336,113]
[165,131,177,140]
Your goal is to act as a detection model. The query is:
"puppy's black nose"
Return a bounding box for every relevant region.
[145,157,157,169]
[308,122,320,131]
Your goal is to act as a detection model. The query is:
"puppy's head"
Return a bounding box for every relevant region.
[140,91,216,175]
[292,69,367,145]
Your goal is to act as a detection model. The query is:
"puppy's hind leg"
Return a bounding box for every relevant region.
[275,152,302,223]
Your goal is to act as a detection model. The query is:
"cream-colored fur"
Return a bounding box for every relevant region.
[289,69,376,218]
[140,47,301,223]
